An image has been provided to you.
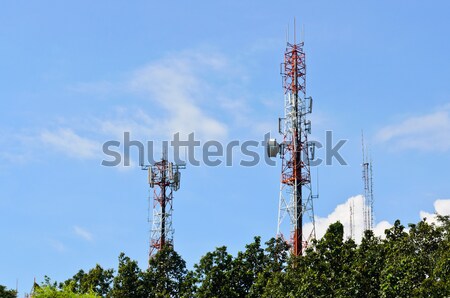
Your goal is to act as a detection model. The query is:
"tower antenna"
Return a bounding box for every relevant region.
[267,22,316,255]
[294,17,296,44]
[349,198,355,240]
[301,24,305,43]
[362,131,374,232]
[142,149,185,262]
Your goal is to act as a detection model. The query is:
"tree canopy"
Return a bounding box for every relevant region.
[25,216,450,297]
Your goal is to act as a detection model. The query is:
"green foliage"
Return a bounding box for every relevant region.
[194,246,235,297]
[60,265,114,296]
[34,286,99,298]
[351,230,385,297]
[110,253,143,297]
[33,276,99,298]
[250,237,290,297]
[231,236,266,297]
[142,246,189,298]
[380,219,450,297]
[31,216,450,297]
[0,284,17,298]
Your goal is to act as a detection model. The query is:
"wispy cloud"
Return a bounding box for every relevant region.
[49,239,66,252]
[74,225,93,241]
[128,50,229,140]
[40,128,99,159]
[0,131,39,165]
[375,105,450,151]
[11,48,281,165]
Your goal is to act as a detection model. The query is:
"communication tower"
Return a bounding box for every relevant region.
[349,198,355,240]
[362,132,374,231]
[267,29,316,256]
[141,151,185,260]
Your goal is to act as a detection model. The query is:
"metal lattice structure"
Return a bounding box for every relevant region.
[267,37,316,256]
[362,133,374,232]
[349,198,355,240]
[142,153,185,260]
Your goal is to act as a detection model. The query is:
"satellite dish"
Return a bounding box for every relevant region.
[267,139,280,158]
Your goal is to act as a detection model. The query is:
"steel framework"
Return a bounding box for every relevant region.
[362,133,374,232]
[142,153,185,260]
[349,198,355,240]
[268,38,316,256]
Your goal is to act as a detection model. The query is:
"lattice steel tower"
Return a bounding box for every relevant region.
[349,198,355,240]
[142,151,185,260]
[267,33,316,256]
[362,133,374,231]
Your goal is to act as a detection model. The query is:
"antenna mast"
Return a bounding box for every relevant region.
[267,22,316,256]
[362,132,374,232]
[142,149,185,261]
[349,198,355,240]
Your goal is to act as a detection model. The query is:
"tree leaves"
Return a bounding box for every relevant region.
[30,217,450,297]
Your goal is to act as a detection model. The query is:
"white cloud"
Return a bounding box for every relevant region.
[419,199,450,224]
[40,128,99,159]
[304,195,391,243]
[435,199,450,215]
[308,196,450,244]
[372,220,393,238]
[74,225,93,241]
[375,106,450,151]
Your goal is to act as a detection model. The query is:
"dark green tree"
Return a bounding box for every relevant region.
[30,215,450,298]
[229,236,266,297]
[284,222,357,297]
[431,215,450,296]
[194,246,236,298]
[141,246,189,298]
[0,284,17,298]
[110,253,143,297]
[379,219,444,297]
[350,229,385,297]
[250,237,290,297]
[61,265,114,296]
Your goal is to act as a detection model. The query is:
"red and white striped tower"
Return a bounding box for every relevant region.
[268,33,316,256]
[142,151,185,261]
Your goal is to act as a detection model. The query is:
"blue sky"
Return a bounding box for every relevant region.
[2,0,450,295]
